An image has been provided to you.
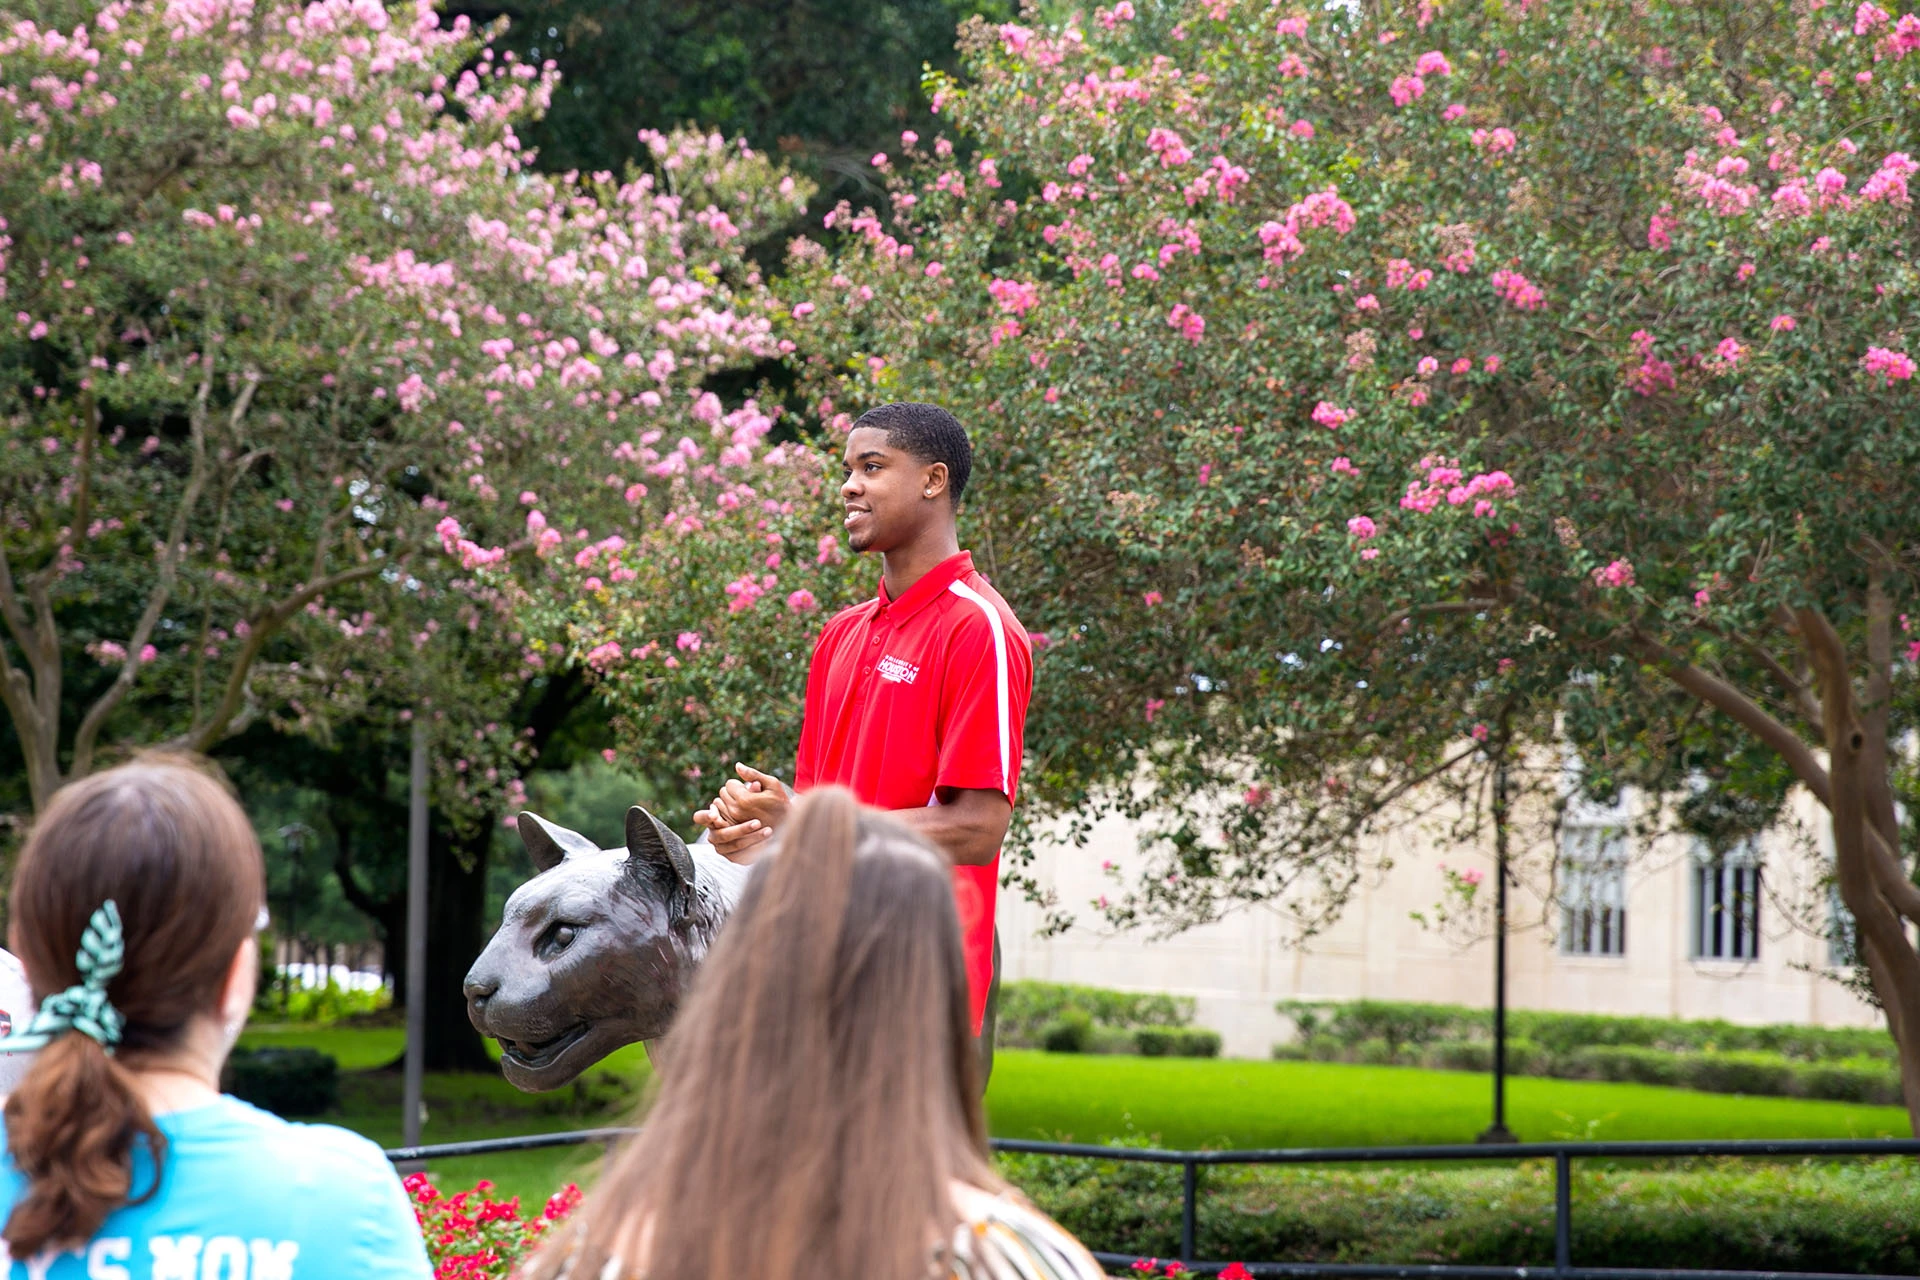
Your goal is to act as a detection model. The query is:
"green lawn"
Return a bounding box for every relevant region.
[235,1029,1912,1207]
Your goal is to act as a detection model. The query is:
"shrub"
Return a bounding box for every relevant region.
[1041,1010,1095,1053]
[1090,1025,1140,1055]
[1136,1028,1223,1058]
[1556,1045,1680,1087]
[408,1174,581,1279]
[1423,1037,1544,1076]
[1793,1058,1903,1106]
[1676,1050,1797,1097]
[1276,999,1896,1067]
[222,1047,339,1117]
[272,978,391,1026]
[1007,1157,1920,1273]
[1000,982,1195,1049]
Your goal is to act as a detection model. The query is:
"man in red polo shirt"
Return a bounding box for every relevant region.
[693,402,1032,1067]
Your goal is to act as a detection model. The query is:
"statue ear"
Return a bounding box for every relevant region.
[516,811,601,874]
[624,805,698,921]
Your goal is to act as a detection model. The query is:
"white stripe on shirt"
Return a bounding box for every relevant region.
[946,581,1011,790]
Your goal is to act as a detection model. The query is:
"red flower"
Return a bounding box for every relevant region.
[1220,1265,1255,1280]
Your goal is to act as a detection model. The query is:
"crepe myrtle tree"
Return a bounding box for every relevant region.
[0,0,806,815]
[777,0,1920,1121]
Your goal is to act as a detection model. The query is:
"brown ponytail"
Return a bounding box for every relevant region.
[4,755,264,1259]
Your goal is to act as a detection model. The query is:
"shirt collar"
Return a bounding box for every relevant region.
[876,551,974,625]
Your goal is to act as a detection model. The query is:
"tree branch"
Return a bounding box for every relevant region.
[1635,629,1832,807]
[66,367,247,778]
[168,556,397,756]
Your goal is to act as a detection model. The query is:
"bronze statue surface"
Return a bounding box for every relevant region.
[463,804,747,1091]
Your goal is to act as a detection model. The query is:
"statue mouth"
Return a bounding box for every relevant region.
[494,1024,590,1070]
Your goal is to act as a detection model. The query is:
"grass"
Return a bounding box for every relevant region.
[234,1029,1912,1208]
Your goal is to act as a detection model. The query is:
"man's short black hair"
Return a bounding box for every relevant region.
[851,402,973,507]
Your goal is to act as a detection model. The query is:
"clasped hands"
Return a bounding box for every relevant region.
[692,762,789,862]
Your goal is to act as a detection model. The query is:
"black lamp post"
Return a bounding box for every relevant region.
[1478,750,1519,1145]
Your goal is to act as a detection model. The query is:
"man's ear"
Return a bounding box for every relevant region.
[922,460,950,500]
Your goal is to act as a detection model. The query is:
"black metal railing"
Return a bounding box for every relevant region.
[386,1131,1920,1279]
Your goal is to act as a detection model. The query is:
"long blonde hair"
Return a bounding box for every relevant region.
[523,787,997,1280]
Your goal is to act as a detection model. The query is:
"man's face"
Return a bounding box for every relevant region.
[840,427,940,554]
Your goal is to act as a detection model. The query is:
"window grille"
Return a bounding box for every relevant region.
[1560,821,1628,956]
[1691,842,1762,961]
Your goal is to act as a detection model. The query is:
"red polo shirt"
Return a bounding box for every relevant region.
[793,550,1032,1032]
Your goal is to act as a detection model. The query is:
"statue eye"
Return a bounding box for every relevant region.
[538,923,578,958]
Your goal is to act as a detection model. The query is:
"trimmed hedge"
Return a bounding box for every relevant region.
[1001,1149,1920,1274]
[1275,999,1904,1104]
[1002,981,1195,1049]
[1135,1028,1222,1058]
[1277,998,1896,1063]
[223,1046,339,1116]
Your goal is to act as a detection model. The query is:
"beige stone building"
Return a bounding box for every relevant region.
[996,785,1882,1059]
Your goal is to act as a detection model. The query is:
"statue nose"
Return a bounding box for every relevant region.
[464,972,499,1005]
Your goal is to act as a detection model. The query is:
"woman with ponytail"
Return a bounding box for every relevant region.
[524,787,1104,1280]
[0,755,430,1277]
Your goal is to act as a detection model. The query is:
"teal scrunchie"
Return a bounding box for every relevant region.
[0,900,125,1055]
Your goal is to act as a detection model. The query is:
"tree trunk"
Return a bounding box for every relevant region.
[422,819,498,1072]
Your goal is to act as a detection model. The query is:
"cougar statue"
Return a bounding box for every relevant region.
[463,804,748,1091]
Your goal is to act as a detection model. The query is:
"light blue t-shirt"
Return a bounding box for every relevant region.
[0,1095,431,1278]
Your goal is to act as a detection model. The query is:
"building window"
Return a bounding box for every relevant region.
[1691,842,1762,961]
[1560,820,1628,956]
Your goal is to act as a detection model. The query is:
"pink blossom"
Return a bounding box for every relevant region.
[1470,723,1489,742]
[1311,401,1354,429]
[138,644,157,664]
[88,640,128,666]
[1856,1,1891,33]
[870,152,888,168]
[1592,559,1636,589]
[1330,456,1358,476]
[989,278,1041,315]
[1862,346,1917,384]
[1167,304,1206,343]
[1770,314,1796,331]
[901,130,919,146]
[1354,293,1380,312]
[1814,166,1849,205]
[1143,591,1164,607]
[1289,120,1316,140]
[1347,515,1378,539]
[999,22,1033,53]
[1360,548,1381,560]
[1451,357,1472,374]
[1416,356,1439,376]
[1715,337,1745,363]
[1647,209,1676,249]
[584,641,624,671]
[1484,355,1502,373]
[1144,697,1167,723]
[1390,74,1425,107]
[1147,128,1194,167]
[1862,152,1918,205]
[1275,15,1308,37]
[1489,269,1545,311]
[1470,126,1517,155]
[1415,51,1451,75]
[676,631,703,652]
[791,302,816,318]
[1441,102,1466,121]
[786,589,818,612]
[1771,179,1813,217]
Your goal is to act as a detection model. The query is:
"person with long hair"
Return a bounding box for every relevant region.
[0,755,430,1277]
[524,788,1102,1280]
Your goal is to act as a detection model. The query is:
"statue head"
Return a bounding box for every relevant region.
[463,804,737,1091]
